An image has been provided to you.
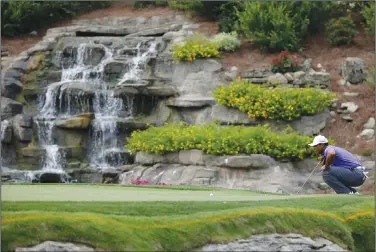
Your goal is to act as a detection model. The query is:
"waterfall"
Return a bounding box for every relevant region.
[36,40,157,171]
[1,120,10,141]
[89,41,157,168]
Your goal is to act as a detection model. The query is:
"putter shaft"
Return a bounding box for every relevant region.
[296,161,322,194]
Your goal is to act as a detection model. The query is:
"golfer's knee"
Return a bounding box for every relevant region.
[322,172,333,183]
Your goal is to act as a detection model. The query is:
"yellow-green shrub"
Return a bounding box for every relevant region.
[213,78,336,121]
[126,123,323,160]
[171,34,220,62]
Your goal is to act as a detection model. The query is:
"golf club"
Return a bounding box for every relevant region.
[296,160,322,194]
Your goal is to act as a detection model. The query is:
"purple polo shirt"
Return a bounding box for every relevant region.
[324,145,361,169]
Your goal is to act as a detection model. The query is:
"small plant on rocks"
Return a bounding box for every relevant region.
[171,33,220,62]
[211,32,241,52]
[271,50,301,73]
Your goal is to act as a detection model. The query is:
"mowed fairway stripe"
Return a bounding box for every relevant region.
[1,185,312,201]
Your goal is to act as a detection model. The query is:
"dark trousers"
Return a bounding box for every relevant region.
[322,165,366,194]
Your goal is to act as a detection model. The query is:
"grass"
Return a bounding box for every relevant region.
[1,184,374,251]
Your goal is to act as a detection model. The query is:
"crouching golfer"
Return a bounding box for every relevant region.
[308,135,367,194]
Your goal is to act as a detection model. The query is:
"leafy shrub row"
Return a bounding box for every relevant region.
[1,1,111,36]
[126,123,321,160]
[213,78,336,121]
[171,32,241,62]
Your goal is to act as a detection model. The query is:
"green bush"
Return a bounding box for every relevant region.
[171,34,220,62]
[211,32,241,52]
[1,1,111,37]
[168,1,224,21]
[217,1,244,33]
[326,17,357,46]
[361,2,375,36]
[236,2,299,52]
[132,1,168,9]
[213,78,336,121]
[366,66,375,88]
[287,2,335,39]
[167,1,203,12]
[126,123,321,160]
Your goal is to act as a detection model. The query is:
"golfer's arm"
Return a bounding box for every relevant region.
[324,149,336,170]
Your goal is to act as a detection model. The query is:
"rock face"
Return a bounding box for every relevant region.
[2,15,336,191]
[340,57,366,84]
[201,233,346,252]
[1,97,23,120]
[122,150,324,194]
[15,241,94,252]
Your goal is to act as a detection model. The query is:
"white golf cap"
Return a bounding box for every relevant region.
[308,135,328,146]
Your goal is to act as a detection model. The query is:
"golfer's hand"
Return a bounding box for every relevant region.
[320,165,326,171]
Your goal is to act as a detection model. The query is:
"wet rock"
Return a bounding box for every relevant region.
[83,46,105,66]
[13,114,33,128]
[1,120,13,144]
[103,61,128,82]
[1,97,23,120]
[55,114,93,129]
[13,120,33,141]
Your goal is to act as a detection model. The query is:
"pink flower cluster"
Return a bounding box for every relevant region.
[131,179,168,186]
[131,179,149,185]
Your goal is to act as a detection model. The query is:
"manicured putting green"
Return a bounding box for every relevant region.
[2,184,313,202]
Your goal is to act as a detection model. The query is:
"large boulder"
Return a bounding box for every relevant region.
[1,97,23,120]
[13,114,33,128]
[12,114,33,142]
[83,45,106,66]
[103,61,129,82]
[288,109,331,136]
[340,57,366,84]
[55,113,93,129]
[172,59,222,96]
[1,77,23,99]
[210,104,255,125]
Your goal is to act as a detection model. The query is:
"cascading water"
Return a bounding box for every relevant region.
[1,120,10,141]
[36,40,157,171]
[90,41,157,168]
